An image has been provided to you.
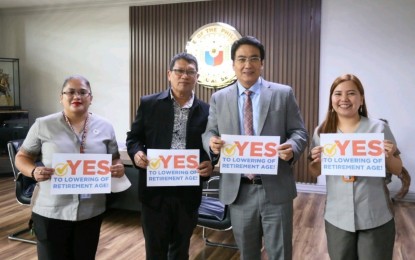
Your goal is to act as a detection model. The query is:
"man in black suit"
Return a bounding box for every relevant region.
[126,52,213,260]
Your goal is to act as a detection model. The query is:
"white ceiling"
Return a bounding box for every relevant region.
[0,0,200,10]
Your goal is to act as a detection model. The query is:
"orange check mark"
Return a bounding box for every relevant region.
[56,163,69,176]
[324,143,337,157]
[223,143,237,156]
[150,158,161,169]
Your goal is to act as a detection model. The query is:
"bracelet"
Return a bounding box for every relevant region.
[31,167,36,180]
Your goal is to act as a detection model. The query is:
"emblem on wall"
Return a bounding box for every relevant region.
[186,22,242,89]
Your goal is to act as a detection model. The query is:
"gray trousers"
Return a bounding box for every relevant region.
[229,183,293,260]
[325,219,395,260]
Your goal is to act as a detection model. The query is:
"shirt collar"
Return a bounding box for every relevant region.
[237,77,262,96]
[170,89,194,108]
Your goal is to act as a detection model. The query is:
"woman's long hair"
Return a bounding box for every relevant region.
[318,74,368,135]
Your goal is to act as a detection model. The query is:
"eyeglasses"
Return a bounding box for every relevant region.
[172,69,198,77]
[62,90,91,98]
[235,56,261,64]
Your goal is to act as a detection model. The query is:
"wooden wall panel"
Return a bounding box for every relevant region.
[130,0,321,183]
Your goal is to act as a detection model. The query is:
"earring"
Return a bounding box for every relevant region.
[359,106,363,113]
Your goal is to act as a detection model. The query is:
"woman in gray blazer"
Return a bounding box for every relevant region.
[308,74,403,260]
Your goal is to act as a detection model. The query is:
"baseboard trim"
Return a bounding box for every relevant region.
[296,182,415,202]
[296,183,327,194]
[389,191,415,202]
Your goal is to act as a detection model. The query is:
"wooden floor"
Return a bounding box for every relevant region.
[0,175,414,260]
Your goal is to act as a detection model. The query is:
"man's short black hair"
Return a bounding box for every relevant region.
[169,52,199,71]
[231,36,265,61]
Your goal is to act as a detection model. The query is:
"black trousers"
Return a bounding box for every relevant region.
[141,197,199,260]
[32,212,103,260]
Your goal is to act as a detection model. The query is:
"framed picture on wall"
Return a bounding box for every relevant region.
[0,58,20,110]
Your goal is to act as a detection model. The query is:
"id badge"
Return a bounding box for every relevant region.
[80,194,91,199]
[342,176,356,183]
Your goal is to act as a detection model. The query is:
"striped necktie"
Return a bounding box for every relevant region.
[244,90,255,180]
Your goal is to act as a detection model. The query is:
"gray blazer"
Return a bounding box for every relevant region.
[202,79,308,205]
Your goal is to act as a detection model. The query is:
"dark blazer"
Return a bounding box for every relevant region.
[126,88,210,211]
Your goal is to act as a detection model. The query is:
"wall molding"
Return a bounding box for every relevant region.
[296,182,415,202]
[0,0,204,14]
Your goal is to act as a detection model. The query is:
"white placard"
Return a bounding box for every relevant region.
[320,133,385,177]
[220,134,280,174]
[111,174,131,193]
[51,153,112,194]
[146,149,200,186]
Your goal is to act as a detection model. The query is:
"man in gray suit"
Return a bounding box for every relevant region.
[202,36,308,259]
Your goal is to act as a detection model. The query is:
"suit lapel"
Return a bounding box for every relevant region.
[225,84,241,134]
[258,81,272,135]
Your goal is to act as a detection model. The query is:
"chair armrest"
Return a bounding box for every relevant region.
[15,172,36,204]
[202,188,219,195]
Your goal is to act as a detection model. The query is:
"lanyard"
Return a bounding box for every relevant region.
[62,111,90,153]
